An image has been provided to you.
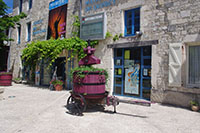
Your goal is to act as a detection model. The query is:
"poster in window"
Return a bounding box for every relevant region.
[124,50,130,59]
[124,60,134,68]
[47,4,67,39]
[125,64,140,95]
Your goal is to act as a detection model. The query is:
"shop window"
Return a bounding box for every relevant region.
[114,46,152,100]
[27,22,31,42]
[17,26,21,44]
[19,0,23,13]
[188,45,200,86]
[124,8,140,36]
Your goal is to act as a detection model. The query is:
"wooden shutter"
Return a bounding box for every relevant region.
[169,43,182,87]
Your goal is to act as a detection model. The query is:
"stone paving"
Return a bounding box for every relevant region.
[0,83,199,133]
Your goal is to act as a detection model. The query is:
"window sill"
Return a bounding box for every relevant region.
[124,34,136,37]
[186,84,200,89]
[167,86,200,94]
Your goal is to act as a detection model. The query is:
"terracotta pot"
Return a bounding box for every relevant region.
[54,84,63,91]
[191,105,199,112]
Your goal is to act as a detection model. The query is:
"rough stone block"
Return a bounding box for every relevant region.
[180,10,191,18]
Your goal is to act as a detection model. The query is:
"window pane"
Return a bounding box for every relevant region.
[127,27,132,35]
[143,79,151,88]
[134,26,140,34]
[128,19,132,26]
[114,86,122,95]
[189,46,200,84]
[29,0,32,9]
[132,48,141,60]
[143,68,151,77]
[143,89,150,99]
[114,59,122,66]
[19,0,22,13]
[115,77,122,85]
[18,27,21,44]
[144,59,151,66]
[115,68,122,75]
[134,18,140,26]
[116,49,122,57]
[134,9,140,17]
[127,11,132,19]
[143,47,151,56]
[27,23,31,42]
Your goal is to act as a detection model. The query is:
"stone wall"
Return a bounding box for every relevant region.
[81,0,200,107]
[10,0,52,78]
[149,0,200,107]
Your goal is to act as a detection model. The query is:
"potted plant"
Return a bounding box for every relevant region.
[51,80,63,91]
[190,100,199,112]
[0,72,12,86]
[13,77,22,84]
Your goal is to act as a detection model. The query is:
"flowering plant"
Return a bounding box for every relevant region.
[0,72,12,75]
[190,100,199,106]
[50,80,63,86]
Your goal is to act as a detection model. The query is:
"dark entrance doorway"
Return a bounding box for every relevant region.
[54,57,66,87]
[0,46,9,71]
[113,46,152,100]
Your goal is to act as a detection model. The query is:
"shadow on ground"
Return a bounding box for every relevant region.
[64,104,148,118]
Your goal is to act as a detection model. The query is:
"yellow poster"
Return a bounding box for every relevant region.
[125,50,130,59]
[118,68,122,75]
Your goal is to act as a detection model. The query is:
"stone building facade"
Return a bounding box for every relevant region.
[9,0,80,86]
[9,0,200,107]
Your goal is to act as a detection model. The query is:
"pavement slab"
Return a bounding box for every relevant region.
[0,83,199,133]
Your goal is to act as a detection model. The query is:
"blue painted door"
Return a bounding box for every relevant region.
[113,46,152,100]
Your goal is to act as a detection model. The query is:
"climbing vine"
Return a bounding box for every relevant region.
[22,15,100,70]
[22,37,87,68]
[22,16,89,69]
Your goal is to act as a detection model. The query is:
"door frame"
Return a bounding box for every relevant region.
[113,46,152,100]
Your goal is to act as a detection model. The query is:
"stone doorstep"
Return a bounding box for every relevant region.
[115,95,151,107]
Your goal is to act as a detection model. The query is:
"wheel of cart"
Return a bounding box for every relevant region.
[67,93,87,115]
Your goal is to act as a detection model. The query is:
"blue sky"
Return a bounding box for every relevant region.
[3,0,13,13]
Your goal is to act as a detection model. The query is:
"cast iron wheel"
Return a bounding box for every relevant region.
[66,95,75,110]
[66,94,87,115]
[75,94,87,113]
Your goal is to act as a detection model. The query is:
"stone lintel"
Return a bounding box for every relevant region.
[107,40,159,48]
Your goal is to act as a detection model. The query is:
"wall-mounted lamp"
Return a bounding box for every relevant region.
[136,31,143,36]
